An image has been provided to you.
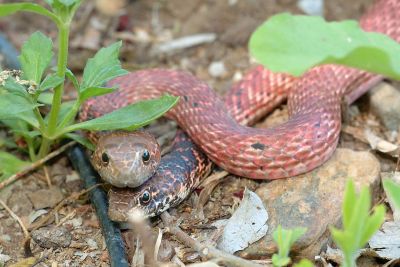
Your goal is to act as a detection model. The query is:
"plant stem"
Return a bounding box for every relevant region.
[47,24,70,136]
[37,23,70,158]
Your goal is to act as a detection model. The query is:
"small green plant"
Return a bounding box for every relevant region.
[383,178,400,209]
[271,225,313,267]
[0,1,178,181]
[330,180,385,267]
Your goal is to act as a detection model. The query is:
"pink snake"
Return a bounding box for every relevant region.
[85,0,399,180]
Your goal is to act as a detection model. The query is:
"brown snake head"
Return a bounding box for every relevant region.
[91,131,161,188]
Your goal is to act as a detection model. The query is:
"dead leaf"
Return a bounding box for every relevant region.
[8,257,36,267]
[369,221,400,260]
[217,188,268,254]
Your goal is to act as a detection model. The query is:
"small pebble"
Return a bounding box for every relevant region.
[31,226,72,248]
[208,61,227,78]
[297,0,324,16]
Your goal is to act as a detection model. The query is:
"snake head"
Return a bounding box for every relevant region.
[108,179,175,221]
[91,131,161,188]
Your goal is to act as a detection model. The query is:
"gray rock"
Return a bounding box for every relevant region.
[27,186,64,209]
[369,82,400,131]
[31,226,72,248]
[238,148,381,259]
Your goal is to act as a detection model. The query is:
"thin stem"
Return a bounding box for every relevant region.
[33,107,46,130]
[26,138,36,161]
[37,23,70,158]
[47,24,70,136]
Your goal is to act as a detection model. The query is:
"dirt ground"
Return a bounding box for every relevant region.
[0,0,395,266]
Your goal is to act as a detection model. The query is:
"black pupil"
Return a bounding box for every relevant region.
[141,191,150,203]
[142,150,150,162]
[101,152,109,164]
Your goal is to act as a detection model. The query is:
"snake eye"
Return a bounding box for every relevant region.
[139,190,151,205]
[142,150,150,163]
[101,152,109,165]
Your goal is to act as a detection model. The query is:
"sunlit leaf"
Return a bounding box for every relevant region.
[249,14,400,80]
[64,95,179,132]
[81,41,128,90]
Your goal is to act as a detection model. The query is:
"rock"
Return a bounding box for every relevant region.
[239,148,381,259]
[208,61,227,78]
[27,186,64,209]
[297,0,324,16]
[369,82,400,131]
[31,226,72,248]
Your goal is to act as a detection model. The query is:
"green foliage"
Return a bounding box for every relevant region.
[293,259,314,267]
[0,0,179,183]
[0,151,30,182]
[330,180,385,267]
[249,13,400,80]
[383,178,400,209]
[272,226,307,267]
[65,95,179,132]
[19,31,53,85]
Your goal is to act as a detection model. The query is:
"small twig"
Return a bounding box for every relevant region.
[43,166,52,187]
[0,141,77,190]
[0,199,29,238]
[128,209,159,267]
[160,211,263,267]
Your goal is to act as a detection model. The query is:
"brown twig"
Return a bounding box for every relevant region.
[160,211,263,267]
[0,199,29,238]
[0,141,77,190]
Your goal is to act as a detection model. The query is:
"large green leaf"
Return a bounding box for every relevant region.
[249,14,400,80]
[0,151,30,182]
[81,41,128,90]
[63,95,179,132]
[19,32,54,84]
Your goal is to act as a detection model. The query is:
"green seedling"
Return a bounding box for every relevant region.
[330,180,385,267]
[0,0,178,182]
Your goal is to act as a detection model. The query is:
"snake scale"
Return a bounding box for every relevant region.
[80,0,400,220]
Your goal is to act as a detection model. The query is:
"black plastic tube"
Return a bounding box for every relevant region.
[67,145,129,267]
[0,33,20,69]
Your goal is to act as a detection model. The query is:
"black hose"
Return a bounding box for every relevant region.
[67,145,129,267]
[0,33,20,69]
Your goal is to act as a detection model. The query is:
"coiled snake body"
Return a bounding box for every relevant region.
[81,0,400,220]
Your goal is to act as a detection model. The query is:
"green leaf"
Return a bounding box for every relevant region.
[79,86,116,102]
[63,95,179,132]
[272,225,306,267]
[293,259,314,267]
[360,205,385,245]
[65,68,79,90]
[19,31,53,84]
[0,3,59,24]
[272,254,290,267]
[383,178,400,209]
[81,41,128,90]
[342,180,356,229]
[2,78,30,99]
[0,151,30,182]
[38,92,54,105]
[0,93,39,120]
[249,14,400,80]
[64,133,95,151]
[39,74,64,92]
